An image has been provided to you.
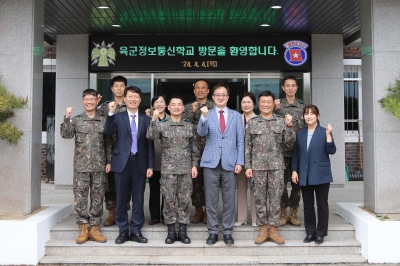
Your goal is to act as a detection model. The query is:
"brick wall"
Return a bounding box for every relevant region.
[41,144,46,180]
[345,142,363,172]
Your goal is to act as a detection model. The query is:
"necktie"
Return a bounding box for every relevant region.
[219,110,226,134]
[131,115,137,154]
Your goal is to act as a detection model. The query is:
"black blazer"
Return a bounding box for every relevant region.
[104,111,154,175]
[291,125,336,186]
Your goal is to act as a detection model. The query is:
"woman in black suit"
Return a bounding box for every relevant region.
[146,94,168,225]
[291,104,336,244]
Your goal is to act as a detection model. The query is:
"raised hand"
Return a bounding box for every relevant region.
[97,94,102,105]
[66,107,73,118]
[274,99,281,110]
[200,106,208,118]
[152,109,160,121]
[192,101,199,112]
[145,108,151,116]
[108,101,117,114]
[326,124,332,134]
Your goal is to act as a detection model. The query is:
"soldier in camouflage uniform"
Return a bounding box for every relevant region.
[245,90,295,245]
[96,76,128,226]
[147,95,200,245]
[182,79,214,224]
[60,89,112,244]
[274,76,306,227]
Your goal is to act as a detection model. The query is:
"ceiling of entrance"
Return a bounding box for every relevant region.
[44,0,360,45]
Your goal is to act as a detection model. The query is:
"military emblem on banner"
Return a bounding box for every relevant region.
[91,41,116,67]
[283,40,309,67]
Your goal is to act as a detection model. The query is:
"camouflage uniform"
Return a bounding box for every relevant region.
[245,114,295,226]
[97,100,127,211]
[146,118,200,224]
[182,99,214,207]
[275,98,306,208]
[60,112,112,225]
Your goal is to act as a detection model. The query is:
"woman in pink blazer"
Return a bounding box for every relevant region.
[234,92,257,227]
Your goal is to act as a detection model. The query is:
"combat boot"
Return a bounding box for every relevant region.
[177,223,191,244]
[103,208,116,226]
[254,224,268,244]
[165,223,177,244]
[280,208,288,226]
[191,206,204,223]
[288,207,301,226]
[202,210,207,224]
[269,225,285,244]
[88,225,107,243]
[76,223,89,244]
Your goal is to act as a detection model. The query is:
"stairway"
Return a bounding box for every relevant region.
[40,212,366,265]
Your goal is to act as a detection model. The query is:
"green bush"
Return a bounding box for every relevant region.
[0,84,28,144]
[380,79,400,119]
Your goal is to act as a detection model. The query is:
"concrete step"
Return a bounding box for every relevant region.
[40,254,367,265]
[51,224,355,240]
[45,239,361,256]
[51,216,355,240]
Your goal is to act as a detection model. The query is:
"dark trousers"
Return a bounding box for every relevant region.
[114,153,146,234]
[149,170,164,221]
[301,183,330,237]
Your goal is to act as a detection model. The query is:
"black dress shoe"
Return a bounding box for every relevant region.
[223,234,234,245]
[115,230,129,244]
[315,236,324,244]
[130,232,148,243]
[206,234,218,245]
[303,235,316,243]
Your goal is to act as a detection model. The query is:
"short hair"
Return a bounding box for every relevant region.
[168,95,184,105]
[151,94,168,107]
[124,86,142,97]
[282,75,298,86]
[240,91,256,106]
[111,76,127,86]
[211,83,230,95]
[82,88,97,98]
[258,90,275,102]
[193,79,209,88]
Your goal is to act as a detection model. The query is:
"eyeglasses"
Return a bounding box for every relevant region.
[213,94,229,98]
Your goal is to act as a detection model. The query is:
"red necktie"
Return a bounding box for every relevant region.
[219,110,226,133]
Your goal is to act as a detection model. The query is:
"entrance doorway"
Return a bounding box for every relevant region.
[155,78,247,111]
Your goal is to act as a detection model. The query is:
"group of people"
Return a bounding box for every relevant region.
[60,75,336,246]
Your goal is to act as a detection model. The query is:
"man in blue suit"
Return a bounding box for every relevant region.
[197,83,244,245]
[104,86,154,244]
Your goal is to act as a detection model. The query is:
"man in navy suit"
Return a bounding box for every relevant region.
[197,83,244,245]
[104,86,154,244]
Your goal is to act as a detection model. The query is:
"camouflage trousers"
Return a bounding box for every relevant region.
[280,157,301,208]
[252,170,284,227]
[191,167,205,207]
[73,171,105,226]
[104,171,116,210]
[161,173,193,225]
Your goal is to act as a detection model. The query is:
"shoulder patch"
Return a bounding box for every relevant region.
[299,99,305,104]
[184,119,190,123]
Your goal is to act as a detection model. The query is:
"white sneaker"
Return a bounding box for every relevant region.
[252,222,257,227]
[234,221,247,226]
